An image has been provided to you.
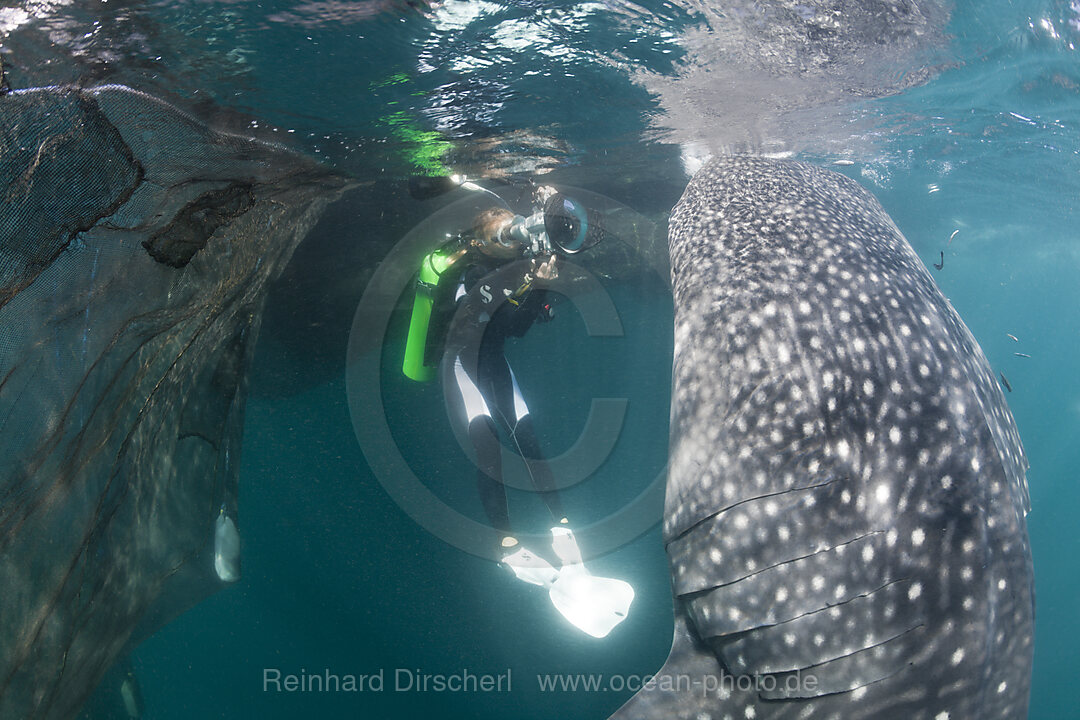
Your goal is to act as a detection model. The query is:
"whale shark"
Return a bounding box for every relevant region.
[613,156,1034,719]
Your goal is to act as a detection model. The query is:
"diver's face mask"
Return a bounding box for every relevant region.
[470,207,522,259]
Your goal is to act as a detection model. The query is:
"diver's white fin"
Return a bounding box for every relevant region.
[550,525,584,565]
[501,546,559,588]
[549,564,635,638]
[547,526,635,638]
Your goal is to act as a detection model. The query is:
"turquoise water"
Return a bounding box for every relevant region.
[6,0,1070,717]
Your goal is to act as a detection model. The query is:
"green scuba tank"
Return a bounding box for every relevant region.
[402,246,459,382]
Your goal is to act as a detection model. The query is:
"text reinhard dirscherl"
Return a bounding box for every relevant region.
[262,668,819,697]
[262,668,512,693]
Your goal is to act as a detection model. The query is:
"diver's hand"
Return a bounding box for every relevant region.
[535,254,558,281]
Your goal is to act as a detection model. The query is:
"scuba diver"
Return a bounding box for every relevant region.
[401,181,634,638]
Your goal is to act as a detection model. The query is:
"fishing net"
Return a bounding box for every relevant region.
[0,83,349,719]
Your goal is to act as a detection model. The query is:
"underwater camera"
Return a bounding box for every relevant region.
[542,192,604,254]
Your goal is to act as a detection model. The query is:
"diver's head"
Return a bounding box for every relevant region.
[469,207,523,259]
[456,184,604,260]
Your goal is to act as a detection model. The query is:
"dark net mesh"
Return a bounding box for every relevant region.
[0,83,350,719]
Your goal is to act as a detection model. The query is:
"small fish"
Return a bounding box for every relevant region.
[833,159,855,166]
[948,230,959,245]
[1014,352,1031,358]
[1006,333,1019,342]
[933,251,944,271]
[1000,372,1013,392]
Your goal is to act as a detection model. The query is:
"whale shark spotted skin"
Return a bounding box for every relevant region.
[613,157,1034,720]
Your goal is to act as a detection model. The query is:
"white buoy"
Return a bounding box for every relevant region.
[214,507,241,583]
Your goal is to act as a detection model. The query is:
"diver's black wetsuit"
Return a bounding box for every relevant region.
[429,255,566,535]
